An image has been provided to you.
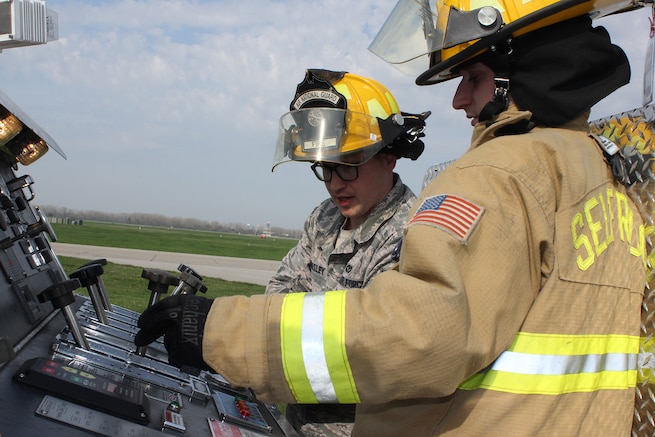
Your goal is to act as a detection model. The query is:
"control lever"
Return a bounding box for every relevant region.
[27,206,57,242]
[70,263,109,325]
[136,268,180,356]
[0,205,60,249]
[38,278,90,350]
[78,258,113,312]
[178,263,202,280]
[171,264,207,296]
[141,267,179,309]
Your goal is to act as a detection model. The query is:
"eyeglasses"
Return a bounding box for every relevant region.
[311,162,359,182]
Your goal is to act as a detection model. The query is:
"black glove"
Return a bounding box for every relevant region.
[134,294,213,370]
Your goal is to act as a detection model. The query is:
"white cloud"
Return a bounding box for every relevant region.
[0,0,648,230]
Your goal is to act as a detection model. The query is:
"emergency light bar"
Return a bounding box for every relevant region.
[0,0,57,51]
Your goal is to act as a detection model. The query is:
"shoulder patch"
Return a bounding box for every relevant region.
[408,194,484,242]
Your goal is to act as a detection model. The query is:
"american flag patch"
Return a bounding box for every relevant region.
[409,194,483,241]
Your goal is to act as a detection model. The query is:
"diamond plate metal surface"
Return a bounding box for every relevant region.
[589,105,655,436]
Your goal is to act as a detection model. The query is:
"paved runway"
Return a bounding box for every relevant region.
[51,242,281,286]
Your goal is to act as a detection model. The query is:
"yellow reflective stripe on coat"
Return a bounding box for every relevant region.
[280,291,360,404]
[638,336,655,384]
[460,332,639,394]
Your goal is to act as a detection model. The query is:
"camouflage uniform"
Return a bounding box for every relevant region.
[266,174,414,295]
[266,173,414,436]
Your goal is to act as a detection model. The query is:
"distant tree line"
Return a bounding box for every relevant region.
[41,205,303,239]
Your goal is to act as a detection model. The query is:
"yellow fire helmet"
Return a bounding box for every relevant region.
[369,0,645,85]
[272,69,429,171]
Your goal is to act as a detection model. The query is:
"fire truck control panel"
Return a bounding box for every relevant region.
[0,2,298,435]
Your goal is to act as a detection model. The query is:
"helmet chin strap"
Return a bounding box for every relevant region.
[478,76,510,123]
[478,40,512,124]
[475,43,535,135]
[478,73,534,135]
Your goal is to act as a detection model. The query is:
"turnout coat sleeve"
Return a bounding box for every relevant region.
[202,111,644,436]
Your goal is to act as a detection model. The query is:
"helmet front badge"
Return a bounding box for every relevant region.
[307,109,324,127]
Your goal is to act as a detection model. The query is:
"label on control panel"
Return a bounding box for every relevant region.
[36,395,164,436]
[162,409,186,433]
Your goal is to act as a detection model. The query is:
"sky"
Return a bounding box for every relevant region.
[0,0,650,230]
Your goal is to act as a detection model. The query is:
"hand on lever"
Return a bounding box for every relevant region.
[134,294,214,371]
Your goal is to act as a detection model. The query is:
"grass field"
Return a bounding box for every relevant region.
[53,221,298,312]
[52,221,298,261]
